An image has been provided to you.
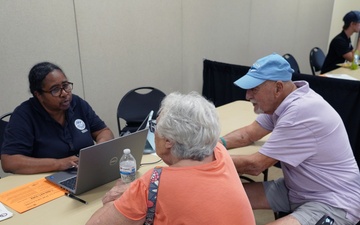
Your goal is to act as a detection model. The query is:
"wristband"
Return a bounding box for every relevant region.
[219,137,227,148]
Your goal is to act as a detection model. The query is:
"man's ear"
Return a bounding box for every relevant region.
[275,81,283,95]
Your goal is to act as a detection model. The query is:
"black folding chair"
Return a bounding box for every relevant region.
[116,87,165,136]
[309,47,325,75]
[283,53,301,74]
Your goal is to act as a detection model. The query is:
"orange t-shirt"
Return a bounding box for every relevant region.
[114,143,255,225]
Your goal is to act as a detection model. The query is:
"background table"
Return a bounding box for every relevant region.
[324,66,360,80]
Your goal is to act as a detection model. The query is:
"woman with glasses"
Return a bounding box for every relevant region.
[1,62,114,174]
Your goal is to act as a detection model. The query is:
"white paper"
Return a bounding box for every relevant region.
[0,202,13,221]
[325,74,359,81]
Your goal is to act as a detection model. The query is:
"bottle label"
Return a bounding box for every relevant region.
[120,166,136,183]
[120,166,135,174]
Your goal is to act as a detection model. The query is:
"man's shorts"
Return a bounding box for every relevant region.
[263,178,358,225]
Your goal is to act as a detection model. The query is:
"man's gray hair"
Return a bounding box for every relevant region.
[156,91,220,161]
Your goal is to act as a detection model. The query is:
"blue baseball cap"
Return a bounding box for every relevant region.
[234,53,294,89]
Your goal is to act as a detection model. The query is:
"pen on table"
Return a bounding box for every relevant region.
[65,193,88,205]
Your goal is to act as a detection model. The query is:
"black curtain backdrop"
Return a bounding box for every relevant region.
[202,59,360,168]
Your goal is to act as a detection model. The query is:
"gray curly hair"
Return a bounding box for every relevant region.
[156,91,220,161]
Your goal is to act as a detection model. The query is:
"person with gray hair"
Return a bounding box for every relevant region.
[221,53,360,225]
[87,91,256,225]
[155,91,219,162]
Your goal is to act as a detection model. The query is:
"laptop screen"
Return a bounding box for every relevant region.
[136,110,154,132]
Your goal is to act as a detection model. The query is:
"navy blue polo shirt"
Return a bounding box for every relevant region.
[321,31,353,74]
[1,95,107,158]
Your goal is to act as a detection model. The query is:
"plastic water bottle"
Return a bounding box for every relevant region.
[351,50,359,70]
[119,148,136,183]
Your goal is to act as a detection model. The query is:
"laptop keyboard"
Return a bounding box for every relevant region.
[60,176,77,190]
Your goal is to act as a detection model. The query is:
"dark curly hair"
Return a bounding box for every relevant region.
[28,62,65,96]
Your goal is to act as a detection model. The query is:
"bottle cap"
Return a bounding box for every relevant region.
[123,148,130,154]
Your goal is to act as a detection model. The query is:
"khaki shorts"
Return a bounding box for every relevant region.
[263,178,358,225]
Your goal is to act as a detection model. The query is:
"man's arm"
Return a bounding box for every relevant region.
[221,121,270,149]
[231,152,278,175]
[342,51,354,62]
[343,36,360,62]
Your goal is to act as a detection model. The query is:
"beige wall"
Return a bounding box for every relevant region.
[183,0,333,90]
[0,0,182,135]
[0,0,83,116]
[1,0,353,135]
[74,1,183,134]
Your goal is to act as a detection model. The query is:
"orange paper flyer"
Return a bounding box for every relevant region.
[0,178,66,213]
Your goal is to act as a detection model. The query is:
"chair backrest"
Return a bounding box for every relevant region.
[309,47,325,75]
[283,53,300,74]
[116,87,166,136]
[0,112,12,160]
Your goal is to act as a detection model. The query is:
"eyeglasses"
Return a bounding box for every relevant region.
[149,120,156,133]
[42,82,73,97]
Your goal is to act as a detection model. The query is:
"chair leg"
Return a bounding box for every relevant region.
[263,168,268,181]
[239,175,255,183]
[274,212,279,220]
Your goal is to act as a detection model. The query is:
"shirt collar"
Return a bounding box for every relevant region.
[29,95,77,121]
[273,81,309,117]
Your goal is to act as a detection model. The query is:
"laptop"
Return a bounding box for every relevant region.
[144,125,156,154]
[123,110,156,154]
[45,128,148,195]
[136,110,153,132]
[136,110,156,154]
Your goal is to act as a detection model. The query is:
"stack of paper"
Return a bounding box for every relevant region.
[0,178,66,214]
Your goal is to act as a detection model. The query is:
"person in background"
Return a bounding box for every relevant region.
[220,53,360,225]
[321,10,360,74]
[86,91,256,225]
[1,62,114,174]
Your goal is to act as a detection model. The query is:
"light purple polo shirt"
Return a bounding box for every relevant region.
[257,81,360,220]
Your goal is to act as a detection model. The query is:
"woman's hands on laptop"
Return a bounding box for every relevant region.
[58,155,79,171]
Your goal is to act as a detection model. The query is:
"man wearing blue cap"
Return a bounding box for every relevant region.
[321,10,360,74]
[221,53,360,224]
